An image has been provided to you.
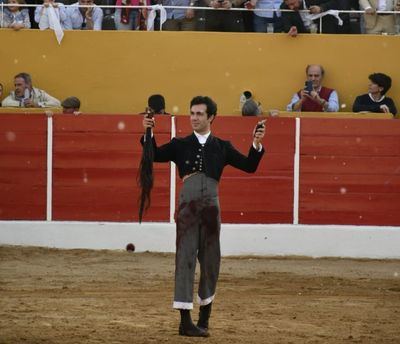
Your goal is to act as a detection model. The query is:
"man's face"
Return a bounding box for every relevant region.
[285,0,300,10]
[14,77,28,98]
[190,104,213,135]
[306,66,323,89]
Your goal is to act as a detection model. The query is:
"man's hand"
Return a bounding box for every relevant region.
[143,115,155,133]
[309,5,321,14]
[220,0,232,9]
[380,104,390,113]
[365,7,375,15]
[185,8,195,19]
[288,26,298,37]
[11,23,25,30]
[253,119,266,150]
[23,99,38,108]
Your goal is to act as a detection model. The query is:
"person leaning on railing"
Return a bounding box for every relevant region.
[203,0,246,32]
[352,73,397,116]
[245,0,283,33]
[162,0,197,31]
[0,0,31,29]
[1,72,61,108]
[359,0,398,34]
[114,0,150,30]
[66,0,104,30]
[281,0,353,36]
[34,0,71,29]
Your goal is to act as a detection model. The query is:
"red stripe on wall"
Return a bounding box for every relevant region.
[0,114,47,220]
[174,116,295,224]
[52,115,171,222]
[299,118,400,225]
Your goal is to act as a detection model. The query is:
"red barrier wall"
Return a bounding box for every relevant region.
[300,118,400,226]
[175,116,295,223]
[1,114,400,226]
[0,114,47,220]
[52,115,171,222]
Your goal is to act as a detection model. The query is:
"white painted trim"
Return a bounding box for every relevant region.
[293,117,300,225]
[173,301,193,310]
[170,116,176,224]
[46,116,53,221]
[1,221,399,259]
[197,294,215,306]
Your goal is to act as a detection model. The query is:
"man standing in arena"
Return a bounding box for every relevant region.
[141,96,265,337]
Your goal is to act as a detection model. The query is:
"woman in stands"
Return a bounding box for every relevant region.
[0,0,31,29]
[352,73,397,116]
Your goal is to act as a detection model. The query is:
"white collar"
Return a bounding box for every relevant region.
[194,131,211,145]
[368,93,385,103]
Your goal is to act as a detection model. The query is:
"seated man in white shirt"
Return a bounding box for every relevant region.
[66,0,103,30]
[1,72,61,108]
[287,64,339,112]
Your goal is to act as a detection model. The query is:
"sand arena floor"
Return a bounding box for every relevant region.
[1,246,400,344]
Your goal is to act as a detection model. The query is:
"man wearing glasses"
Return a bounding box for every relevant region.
[142,96,265,337]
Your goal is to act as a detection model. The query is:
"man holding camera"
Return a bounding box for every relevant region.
[1,72,61,108]
[287,64,339,112]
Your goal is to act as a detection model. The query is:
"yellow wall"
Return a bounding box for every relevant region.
[0,29,399,114]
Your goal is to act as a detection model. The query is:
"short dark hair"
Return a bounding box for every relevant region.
[148,94,165,113]
[369,73,392,95]
[306,64,325,77]
[190,96,217,119]
[14,72,32,86]
[62,96,81,109]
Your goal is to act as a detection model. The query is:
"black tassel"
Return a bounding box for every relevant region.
[137,109,154,223]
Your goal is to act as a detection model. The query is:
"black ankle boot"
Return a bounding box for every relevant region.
[197,303,212,330]
[179,310,209,337]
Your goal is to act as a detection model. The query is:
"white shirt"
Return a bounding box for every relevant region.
[194,131,263,151]
[66,2,103,30]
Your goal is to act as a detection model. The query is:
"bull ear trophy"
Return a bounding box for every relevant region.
[137,107,155,223]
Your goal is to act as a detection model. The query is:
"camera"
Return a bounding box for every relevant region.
[304,80,313,93]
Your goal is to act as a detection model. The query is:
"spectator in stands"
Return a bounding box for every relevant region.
[247,0,283,33]
[242,99,262,116]
[66,0,104,30]
[0,0,31,29]
[62,96,81,114]
[162,0,197,30]
[34,0,71,29]
[114,0,147,30]
[359,0,397,34]
[352,73,397,115]
[287,64,339,112]
[148,94,170,114]
[1,72,61,108]
[281,0,341,36]
[204,0,246,32]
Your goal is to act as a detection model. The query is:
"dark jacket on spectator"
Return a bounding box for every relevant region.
[281,0,341,34]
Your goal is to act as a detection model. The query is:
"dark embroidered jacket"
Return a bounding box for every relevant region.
[142,133,264,182]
